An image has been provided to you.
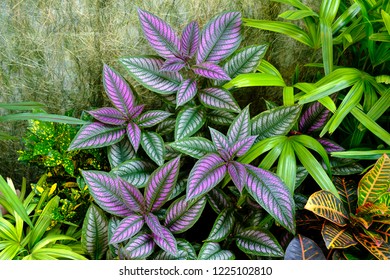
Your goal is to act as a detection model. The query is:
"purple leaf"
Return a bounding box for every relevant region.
[175,106,206,141]
[169,137,217,159]
[186,154,227,201]
[68,122,125,150]
[160,58,186,72]
[145,213,178,256]
[176,79,197,107]
[209,127,229,151]
[103,64,135,116]
[317,138,345,153]
[207,187,232,214]
[81,171,133,217]
[110,214,144,244]
[197,11,242,64]
[87,107,126,125]
[181,21,199,58]
[137,9,181,59]
[199,87,240,113]
[227,105,250,144]
[245,165,296,234]
[108,138,136,168]
[129,104,145,119]
[206,208,235,242]
[193,63,231,80]
[236,229,284,257]
[137,110,172,128]
[120,57,182,94]
[141,131,165,166]
[227,161,247,193]
[229,136,257,157]
[299,101,332,133]
[144,156,181,212]
[118,177,144,213]
[126,122,141,152]
[164,195,207,234]
[125,233,155,259]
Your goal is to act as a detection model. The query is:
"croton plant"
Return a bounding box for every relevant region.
[66,8,384,260]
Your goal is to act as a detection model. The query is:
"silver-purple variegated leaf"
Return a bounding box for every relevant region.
[299,101,332,133]
[81,171,133,217]
[145,213,178,256]
[227,161,247,193]
[161,58,186,72]
[244,165,296,234]
[87,107,126,125]
[317,138,345,153]
[108,138,136,168]
[152,239,197,260]
[164,195,207,234]
[111,159,155,188]
[137,9,181,59]
[199,87,240,113]
[108,217,121,258]
[120,57,182,94]
[68,122,125,150]
[207,187,232,214]
[126,122,141,152]
[137,110,172,128]
[198,242,235,260]
[193,63,231,80]
[252,105,301,141]
[125,233,155,259]
[175,106,206,141]
[156,118,176,135]
[209,127,229,151]
[169,137,216,159]
[141,131,165,166]
[103,64,135,116]
[176,79,197,107]
[181,21,199,58]
[227,105,250,144]
[206,208,235,242]
[236,229,284,257]
[144,156,180,212]
[196,12,242,64]
[118,178,144,213]
[186,153,227,201]
[229,136,257,158]
[129,104,145,119]
[208,110,237,126]
[110,214,144,244]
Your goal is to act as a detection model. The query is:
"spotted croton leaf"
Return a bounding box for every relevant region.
[169,137,216,159]
[125,233,155,259]
[284,234,326,260]
[137,9,181,59]
[206,208,235,242]
[68,122,125,150]
[145,213,178,256]
[176,79,197,107]
[236,229,284,257]
[81,171,133,217]
[118,177,144,213]
[141,131,165,166]
[126,122,141,152]
[227,105,250,143]
[192,63,231,80]
[108,138,136,168]
[245,164,296,234]
[160,58,186,72]
[144,156,180,212]
[87,107,126,125]
[137,110,172,128]
[199,87,240,113]
[103,64,135,116]
[164,195,207,234]
[120,56,182,94]
[111,159,155,188]
[198,242,235,260]
[196,11,242,64]
[175,106,206,141]
[181,21,199,58]
[186,153,227,201]
[110,214,144,244]
[227,161,247,192]
[209,127,229,151]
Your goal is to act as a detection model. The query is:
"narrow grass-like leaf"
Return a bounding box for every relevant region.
[236,229,284,257]
[175,106,206,141]
[144,157,180,212]
[125,233,155,259]
[120,56,182,94]
[279,9,318,20]
[0,113,89,125]
[197,12,241,64]
[198,242,235,260]
[238,136,286,165]
[164,195,207,234]
[87,107,126,125]
[0,217,19,242]
[223,73,286,89]
[176,79,197,107]
[108,138,136,168]
[81,204,108,260]
[206,208,235,242]
[305,190,349,226]
[331,150,390,160]
[284,235,326,260]
[181,21,199,58]
[81,171,132,217]
[111,159,155,188]
[68,122,125,150]
[110,214,144,244]
[229,136,257,158]
[141,131,165,166]
[169,137,216,159]
[245,165,296,234]
[193,63,231,80]
[199,87,240,113]
[322,222,357,249]
[277,140,296,193]
[137,110,172,128]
